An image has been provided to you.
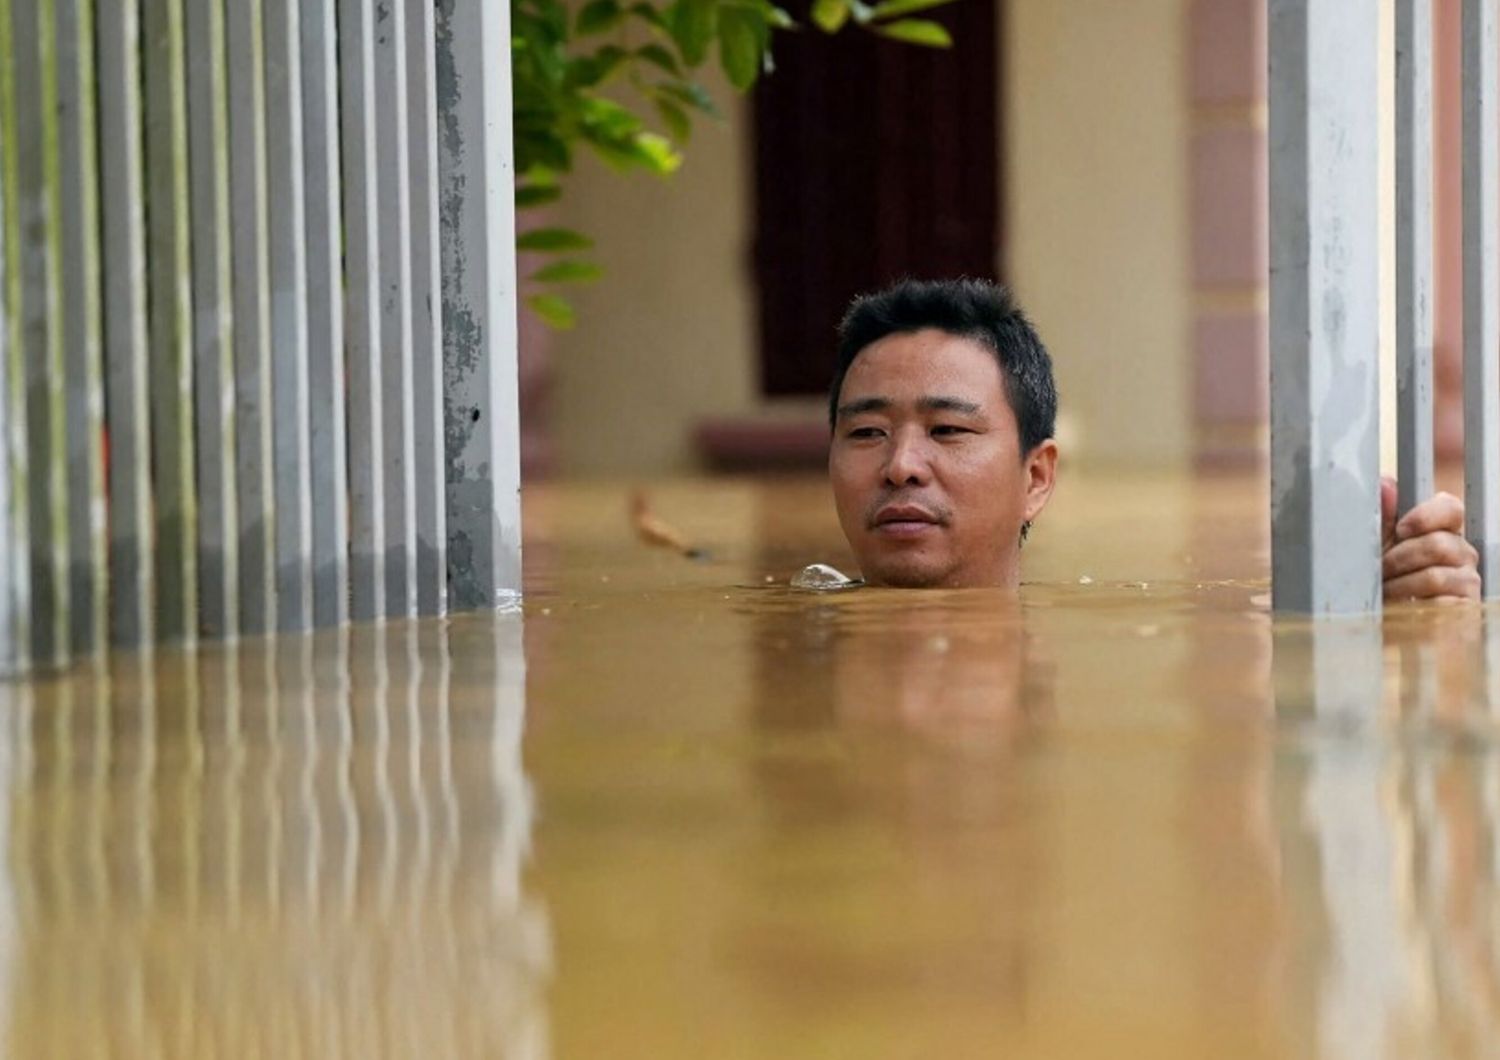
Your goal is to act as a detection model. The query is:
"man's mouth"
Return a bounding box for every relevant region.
[870,504,944,537]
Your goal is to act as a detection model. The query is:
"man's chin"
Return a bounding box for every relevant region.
[859,555,955,589]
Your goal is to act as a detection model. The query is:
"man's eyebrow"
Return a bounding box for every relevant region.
[836,395,984,419]
[918,396,983,415]
[834,397,890,420]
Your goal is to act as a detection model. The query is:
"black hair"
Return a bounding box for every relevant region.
[828,278,1058,456]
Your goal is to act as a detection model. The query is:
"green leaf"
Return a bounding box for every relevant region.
[847,0,875,23]
[531,259,605,283]
[718,6,765,90]
[579,94,645,138]
[516,183,563,208]
[527,294,577,329]
[515,131,572,173]
[762,4,796,29]
[542,0,570,38]
[632,131,683,174]
[520,164,561,187]
[654,96,692,141]
[668,0,715,65]
[657,80,720,117]
[872,17,951,45]
[576,0,624,35]
[636,42,683,76]
[628,1,669,30]
[517,227,595,252]
[587,140,643,171]
[567,45,630,87]
[811,0,849,32]
[869,0,955,18]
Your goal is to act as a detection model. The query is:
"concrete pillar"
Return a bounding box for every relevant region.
[436,0,524,609]
[1269,0,1383,614]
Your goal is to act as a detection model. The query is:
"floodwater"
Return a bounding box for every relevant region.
[7,471,1500,1057]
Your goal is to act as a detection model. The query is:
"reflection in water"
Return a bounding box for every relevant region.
[0,616,549,1059]
[737,593,1051,1047]
[1277,611,1500,1059]
[510,474,1500,1055]
[12,474,1500,1055]
[742,578,1500,1055]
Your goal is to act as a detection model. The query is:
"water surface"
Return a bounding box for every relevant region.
[8,471,1500,1058]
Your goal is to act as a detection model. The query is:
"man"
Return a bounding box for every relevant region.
[827,278,1481,601]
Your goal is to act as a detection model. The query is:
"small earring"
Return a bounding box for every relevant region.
[1019,520,1032,545]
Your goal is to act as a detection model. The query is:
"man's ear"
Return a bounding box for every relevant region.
[1022,440,1059,525]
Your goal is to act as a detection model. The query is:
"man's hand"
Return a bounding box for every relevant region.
[1381,476,1482,602]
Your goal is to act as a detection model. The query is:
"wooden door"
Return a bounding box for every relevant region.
[751,0,1002,396]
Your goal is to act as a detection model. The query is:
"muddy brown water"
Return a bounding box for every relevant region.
[6,472,1500,1057]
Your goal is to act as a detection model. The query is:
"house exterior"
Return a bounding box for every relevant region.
[541,0,1474,478]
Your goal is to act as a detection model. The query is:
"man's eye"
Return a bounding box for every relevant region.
[931,425,972,437]
[847,426,885,439]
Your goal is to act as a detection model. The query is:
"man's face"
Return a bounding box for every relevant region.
[828,329,1056,588]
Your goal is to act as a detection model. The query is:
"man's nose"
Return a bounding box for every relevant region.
[882,431,932,487]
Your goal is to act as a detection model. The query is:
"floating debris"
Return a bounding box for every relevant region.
[791,563,858,591]
[629,489,708,560]
[1078,574,1094,586]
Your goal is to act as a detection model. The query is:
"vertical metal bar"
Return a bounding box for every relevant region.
[377,0,417,619]
[186,0,239,640]
[1269,0,1382,615]
[0,0,29,672]
[393,621,429,894]
[143,0,198,643]
[0,160,8,672]
[11,0,70,664]
[408,0,447,616]
[340,0,385,622]
[265,0,314,632]
[56,0,106,656]
[301,0,349,629]
[280,633,318,903]
[330,627,357,909]
[1463,0,1500,596]
[487,612,530,906]
[1272,620,1386,724]
[436,0,524,610]
[1396,0,1436,516]
[0,10,27,674]
[97,0,152,649]
[226,0,277,634]
[309,626,351,915]
[419,620,457,891]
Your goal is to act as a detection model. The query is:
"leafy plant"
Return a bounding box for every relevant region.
[512,0,960,327]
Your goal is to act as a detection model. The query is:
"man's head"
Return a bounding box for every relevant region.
[827,279,1059,589]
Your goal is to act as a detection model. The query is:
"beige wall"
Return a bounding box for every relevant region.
[548,73,764,476]
[1005,0,1190,467]
[548,3,1196,475]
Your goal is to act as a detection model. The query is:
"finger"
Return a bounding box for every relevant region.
[1383,565,1482,602]
[1382,531,1479,581]
[1395,491,1465,541]
[1380,476,1398,547]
